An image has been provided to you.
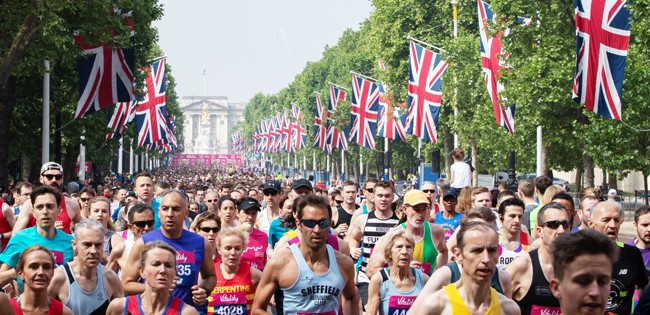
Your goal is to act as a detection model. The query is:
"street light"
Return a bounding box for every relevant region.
[450,0,459,148]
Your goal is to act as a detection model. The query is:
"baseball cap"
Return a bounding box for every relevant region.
[239,199,261,211]
[443,192,458,200]
[41,162,63,175]
[315,183,326,190]
[404,190,430,206]
[262,180,282,193]
[608,189,617,196]
[291,179,313,191]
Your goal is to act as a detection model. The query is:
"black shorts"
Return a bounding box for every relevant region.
[356,282,369,308]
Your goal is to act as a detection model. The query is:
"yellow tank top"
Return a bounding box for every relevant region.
[443,284,501,315]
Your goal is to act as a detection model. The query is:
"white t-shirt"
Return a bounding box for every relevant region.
[451,161,471,188]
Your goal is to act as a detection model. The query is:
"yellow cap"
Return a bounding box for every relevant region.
[403,190,430,206]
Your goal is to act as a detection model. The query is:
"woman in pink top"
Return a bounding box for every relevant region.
[236,197,268,271]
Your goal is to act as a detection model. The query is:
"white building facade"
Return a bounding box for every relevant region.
[180,96,245,154]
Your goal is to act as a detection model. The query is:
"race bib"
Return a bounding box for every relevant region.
[416,262,431,275]
[208,292,247,315]
[530,305,561,315]
[50,250,65,266]
[176,251,196,286]
[443,228,454,240]
[388,295,416,315]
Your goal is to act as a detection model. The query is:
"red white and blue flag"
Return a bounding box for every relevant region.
[106,100,138,140]
[572,0,632,120]
[292,104,303,120]
[326,85,348,152]
[348,74,379,150]
[313,94,328,151]
[406,41,448,143]
[135,59,172,146]
[478,0,522,134]
[74,15,135,119]
[377,83,407,141]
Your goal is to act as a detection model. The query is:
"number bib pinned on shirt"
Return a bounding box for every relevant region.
[208,292,246,315]
[388,296,416,315]
[176,251,196,286]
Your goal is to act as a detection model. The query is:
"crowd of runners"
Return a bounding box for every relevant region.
[0,158,647,314]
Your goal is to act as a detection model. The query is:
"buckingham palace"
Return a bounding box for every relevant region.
[180,96,245,154]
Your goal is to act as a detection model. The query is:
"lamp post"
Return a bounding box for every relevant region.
[451,0,459,149]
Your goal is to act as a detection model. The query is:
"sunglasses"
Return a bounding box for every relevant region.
[132,220,155,228]
[301,219,331,229]
[206,199,218,203]
[335,200,344,204]
[542,220,570,230]
[43,174,63,180]
[422,189,435,194]
[365,188,374,193]
[79,198,91,202]
[264,191,279,196]
[199,227,220,233]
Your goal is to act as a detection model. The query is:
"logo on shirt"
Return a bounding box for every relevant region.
[176,251,195,264]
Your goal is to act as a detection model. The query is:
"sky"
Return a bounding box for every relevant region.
[153,0,374,103]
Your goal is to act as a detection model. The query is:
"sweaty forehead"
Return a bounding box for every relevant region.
[301,205,329,220]
[422,184,435,190]
[544,208,569,221]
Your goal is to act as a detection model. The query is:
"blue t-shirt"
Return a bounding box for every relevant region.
[434,211,463,241]
[268,217,292,249]
[0,227,74,267]
[152,199,161,229]
[142,228,205,310]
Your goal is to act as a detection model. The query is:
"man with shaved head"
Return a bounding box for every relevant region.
[588,201,648,315]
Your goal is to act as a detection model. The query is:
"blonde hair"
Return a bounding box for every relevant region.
[89,196,116,231]
[540,185,564,206]
[383,230,415,262]
[217,227,249,250]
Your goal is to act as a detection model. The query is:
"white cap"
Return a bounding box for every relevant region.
[608,189,617,196]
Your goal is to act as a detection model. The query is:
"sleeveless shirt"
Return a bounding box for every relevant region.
[286,230,340,251]
[359,211,399,283]
[443,284,501,315]
[447,261,504,295]
[281,244,344,315]
[11,297,63,315]
[433,211,462,241]
[63,262,110,315]
[208,256,255,315]
[125,295,184,315]
[0,199,12,249]
[400,222,437,275]
[378,267,424,315]
[516,249,561,315]
[142,228,206,310]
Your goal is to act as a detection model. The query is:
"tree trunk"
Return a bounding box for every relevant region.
[608,172,617,190]
[0,76,16,188]
[444,128,453,176]
[583,154,595,188]
[471,137,478,187]
[63,143,80,182]
[574,168,583,192]
[21,153,31,182]
[644,172,649,206]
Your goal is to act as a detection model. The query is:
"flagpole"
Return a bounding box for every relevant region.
[129,140,134,174]
[536,126,542,176]
[360,151,363,184]
[328,82,350,91]
[341,149,345,181]
[406,35,448,53]
[349,71,378,83]
[451,0,459,148]
[79,141,86,181]
[326,154,330,186]
[417,137,422,189]
[384,137,390,181]
[42,60,50,165]
[312,152,316,181]
[118,138,124,174]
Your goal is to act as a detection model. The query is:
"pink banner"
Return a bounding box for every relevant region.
[171,154,242,168]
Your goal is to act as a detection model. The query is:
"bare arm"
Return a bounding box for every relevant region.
[0,264,16,288]
[365,233,390,280]
[251,267,263,288]
[0,292,15,315]
[338,251,361,315]
[194,238,217,305]
[106,298,126,315]
[499,268,513,298]
[107,241,125,273]
[104,267,124,299]
[408,289,447,315]
[121,238,146,295]
[65,197,81,225]
[409,266,452,312]
[346,214,367,260]
[505,253,531,301]
[365,273,382,315]
[61,305,74,315]
[251,250,286,315]
[12,200,32,234]
[449,168,456,185]
[430,224,448,270]
[47,266,68,302]
[336,237,350,256]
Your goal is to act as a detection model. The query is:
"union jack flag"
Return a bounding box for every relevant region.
[377,84,407,141]
[106,100,137,140]
[572,0,632,120]
[349,74,379,150]
[326,84,348,152]
[478,0,523,134]
[292,120,307,150]
[283,111,293,152]
[406,41,448,142]
[135,59,172,146]
[313,94,328,151]
[74,15,135,119]
[292,104,303,119]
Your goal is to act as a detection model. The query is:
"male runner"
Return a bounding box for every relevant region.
[409,221,519,314]
[13,162,81,234]
[48,218,123,314]
[122,190,216,312]
[251,195,360,315]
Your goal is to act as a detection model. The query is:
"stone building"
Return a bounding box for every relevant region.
[180,96,245,154]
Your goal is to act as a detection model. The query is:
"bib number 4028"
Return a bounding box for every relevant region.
[216,305,244,315]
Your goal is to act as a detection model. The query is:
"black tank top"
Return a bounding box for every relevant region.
[516,249,560,315]
[333,205,355,238]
